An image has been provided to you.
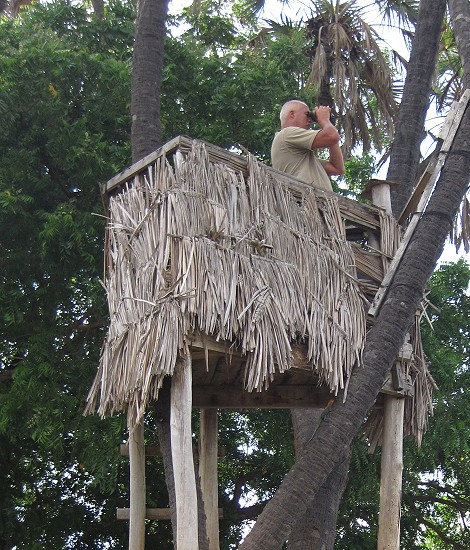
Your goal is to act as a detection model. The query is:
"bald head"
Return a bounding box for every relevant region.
[280,100,310,129]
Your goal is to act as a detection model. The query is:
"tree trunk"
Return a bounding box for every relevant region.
[91,0,104,20]
[288,409,350,550]
[154,381,179,539]
[239,101,470,550]
[131,0,169,162]
[448,0,470,88]
[388,0,447,217]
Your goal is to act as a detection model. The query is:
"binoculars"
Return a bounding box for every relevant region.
[307,110,336,125]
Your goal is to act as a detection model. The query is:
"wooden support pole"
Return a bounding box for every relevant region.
[363,179,396,214]
[362,179,398,250]
[127,417,146,550]
[199,409,220,550]
[377,393,405,550]
[171,352,198,549]
[365,180,405,550]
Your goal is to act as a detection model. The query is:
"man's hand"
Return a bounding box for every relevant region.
[314,105,333,127]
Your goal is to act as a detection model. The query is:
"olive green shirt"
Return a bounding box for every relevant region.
[271,127,333,192]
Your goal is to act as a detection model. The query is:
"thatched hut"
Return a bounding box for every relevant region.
[85,135,435,549]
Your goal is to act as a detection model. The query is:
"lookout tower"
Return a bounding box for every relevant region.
[84,103,465,548]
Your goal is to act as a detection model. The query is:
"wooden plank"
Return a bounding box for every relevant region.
[104,136,184,194]
[369,91,469,317]
[120,442,225,458]
[381,375,413,398]
[117,508,224,521]
[369,161,442,316]
[397,154,439,225]
[399,90,469,225]
[171,353,199,549]
[199,409,220,550]
[127,419,146,550]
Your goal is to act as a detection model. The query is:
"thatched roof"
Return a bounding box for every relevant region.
[85,137,434,445]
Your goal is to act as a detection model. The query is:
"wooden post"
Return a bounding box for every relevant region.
[364,179,405,550]
[362,179,398,250]
[171,352,199,549]
[128,417,146,550]
[199,409,220,550]
[377,392,405,550]
[363,179,396,213]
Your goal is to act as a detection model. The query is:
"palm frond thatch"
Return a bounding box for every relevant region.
[86,138,434,446]
[85,141,367,429]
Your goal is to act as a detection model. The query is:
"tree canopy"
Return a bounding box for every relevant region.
[0,1,469,548]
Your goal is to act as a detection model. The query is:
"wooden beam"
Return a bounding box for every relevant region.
[117,508,224,521]
[192,384,334,409]
[127,418,145,550]
[362,179,398,213]
[199,409,220,550]
[171,353,198,549]
[398,89,470,225]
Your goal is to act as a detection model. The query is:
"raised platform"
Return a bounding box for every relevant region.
[86,135,409,427]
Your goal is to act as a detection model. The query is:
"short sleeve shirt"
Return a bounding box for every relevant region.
[271,127,333,192]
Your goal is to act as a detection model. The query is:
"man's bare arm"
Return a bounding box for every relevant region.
[323,143,345,176]
[310,106,344,175]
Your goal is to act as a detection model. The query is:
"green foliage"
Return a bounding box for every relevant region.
[337,259,470,549]
[0,1,134,547]
[335,151,376,199]
[1,1,468,548]
[162,13,309,161]
[433,17,463,112]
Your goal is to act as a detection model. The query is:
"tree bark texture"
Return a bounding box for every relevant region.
[449,0,470,89]
[240,103,470,550]
[131,0,169,162]
[91,0,104,20]
[388,0,447,217]
[288,409,350,550]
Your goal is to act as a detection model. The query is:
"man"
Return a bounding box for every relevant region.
[271,99,345,192]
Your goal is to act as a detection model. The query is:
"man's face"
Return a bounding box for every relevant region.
[292,102,312,129]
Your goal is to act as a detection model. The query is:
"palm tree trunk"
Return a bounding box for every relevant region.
[239,101,470,550]
[388,0,447,217]
[131,0,169,162]
[288,409,350,550]
[448,0,470,88]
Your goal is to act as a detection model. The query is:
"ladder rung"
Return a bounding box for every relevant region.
[116,508,224,521]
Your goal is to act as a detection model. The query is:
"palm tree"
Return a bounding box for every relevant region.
[238,2,468,549]
[388,0,447,217]
[303,0,398,157]
[130,0,169,163]
[448,0,470,90]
